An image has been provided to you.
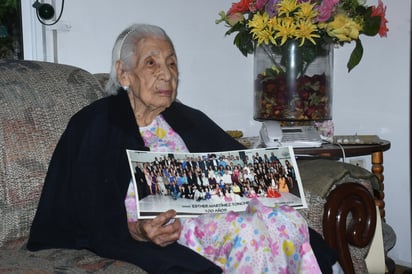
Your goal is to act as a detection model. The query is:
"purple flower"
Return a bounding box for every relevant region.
[265,0,279,17]
[256,0,269,11]
[317,0,340,22]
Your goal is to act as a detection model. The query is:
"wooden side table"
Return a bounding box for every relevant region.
[294,140,391,218]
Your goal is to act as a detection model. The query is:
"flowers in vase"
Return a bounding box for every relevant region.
[216,0,388,72]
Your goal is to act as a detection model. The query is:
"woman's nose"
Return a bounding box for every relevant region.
[158,63,172,80]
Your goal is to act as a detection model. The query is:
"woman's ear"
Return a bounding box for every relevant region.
[116,60,130,87]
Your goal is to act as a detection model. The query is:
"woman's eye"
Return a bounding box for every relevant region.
[146,58,155,66]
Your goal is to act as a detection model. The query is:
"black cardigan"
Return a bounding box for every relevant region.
[27,91,244,273]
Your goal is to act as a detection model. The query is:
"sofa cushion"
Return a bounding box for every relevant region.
[0,238,146,273]
[0,59,105,247]
[298,158,379,198]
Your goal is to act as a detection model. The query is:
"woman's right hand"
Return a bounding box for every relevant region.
[128,209,181,247]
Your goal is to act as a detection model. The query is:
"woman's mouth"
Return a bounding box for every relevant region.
[157,89,173,96]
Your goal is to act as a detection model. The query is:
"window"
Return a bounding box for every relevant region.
[0,0,23,59]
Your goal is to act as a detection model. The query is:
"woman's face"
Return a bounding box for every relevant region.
[123,37,178,112]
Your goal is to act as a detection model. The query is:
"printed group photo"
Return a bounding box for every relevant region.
[127,147,307,218]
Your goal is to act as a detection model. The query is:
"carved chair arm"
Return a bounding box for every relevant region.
[323,183,377,274]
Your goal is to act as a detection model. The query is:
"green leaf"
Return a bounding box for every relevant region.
[233,31,254,57]
[225,22,244,35]
[347,39,364,72]
[361,7,380,36]
[224,21,254,57]
[363,16,381,36]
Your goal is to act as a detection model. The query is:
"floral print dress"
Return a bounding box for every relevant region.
[125,115,321,273]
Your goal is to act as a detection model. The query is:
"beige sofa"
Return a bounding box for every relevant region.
[0,59,380,273]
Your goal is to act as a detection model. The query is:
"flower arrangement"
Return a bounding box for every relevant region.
[216,0,388,72]
[216,0,388,121]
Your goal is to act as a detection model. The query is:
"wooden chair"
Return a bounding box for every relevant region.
[323,183,377,274]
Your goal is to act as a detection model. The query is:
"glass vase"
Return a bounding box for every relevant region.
[253,41,333,122]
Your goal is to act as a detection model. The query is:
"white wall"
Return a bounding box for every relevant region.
[23,0,411,267]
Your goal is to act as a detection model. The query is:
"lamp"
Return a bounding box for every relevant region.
[32,1,54,20]
[32,0,65,26]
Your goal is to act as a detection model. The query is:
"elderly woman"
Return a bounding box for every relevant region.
[27,24,336,273]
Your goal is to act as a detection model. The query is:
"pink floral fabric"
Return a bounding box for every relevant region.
[179,198,321,273]
[125,179,139,222]
[139,115,189,152]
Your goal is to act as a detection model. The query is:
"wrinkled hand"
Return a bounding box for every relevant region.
[128,209,181,247]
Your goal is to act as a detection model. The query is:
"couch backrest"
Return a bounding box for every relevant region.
[0,59,106,247]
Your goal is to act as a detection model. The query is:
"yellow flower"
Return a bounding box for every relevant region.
[248,12,268,33]
[296,19,320,45]
[317,22,327,29]
[273,17,297,46]
[223,233,233,243]
[218,257,227,265]
[295,1,317,21]
[283,240,295,257]
[325,13,362,42]
[249,12,275,45]
[155,127,166,139]
[277,0,298,17]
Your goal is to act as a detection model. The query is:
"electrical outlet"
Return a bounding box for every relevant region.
[349,159,364,168]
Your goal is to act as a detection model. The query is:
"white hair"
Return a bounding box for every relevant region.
[105,23,175,95]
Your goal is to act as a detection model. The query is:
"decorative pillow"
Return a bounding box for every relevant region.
[0,59,105,247]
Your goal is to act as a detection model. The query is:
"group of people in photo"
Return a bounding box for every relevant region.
[133,150,301,202]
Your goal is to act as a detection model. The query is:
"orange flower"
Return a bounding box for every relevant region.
[371,0,389,37]
[228,0,253,15]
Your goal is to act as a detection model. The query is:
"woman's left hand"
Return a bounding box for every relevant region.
[128,209,181,247]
